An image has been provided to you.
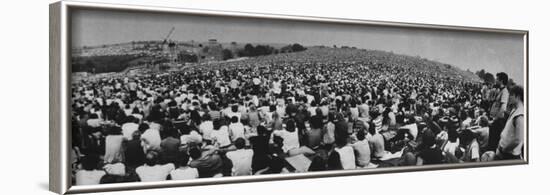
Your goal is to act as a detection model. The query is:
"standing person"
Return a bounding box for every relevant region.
[488,72,509,151]
[127,79,138,100]
[496,85,524,160]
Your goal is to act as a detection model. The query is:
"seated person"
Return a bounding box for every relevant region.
[169,152,199,180]
[228,116,246,141]
[469,116,490,153]
[351,130,371,167]
[211,120,232,149]
[75,155,106,185]
[272,119,315,156]
[226,138,254,176]
[135,150,175,182]
[188,146,224,178]
[367,122,386,159]
[459,130,480,162]
[416,131,445,165]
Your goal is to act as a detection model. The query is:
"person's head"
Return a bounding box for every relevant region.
[126,115,138,124]
[356,129,366,141]
[285,119,296,132]
[478,115,489,127]
[107,126,122,136]
[257,125,268,136]
[315,107,323,117]
[138,123,149,133]
[496,72,508,87]
[368,121,376,135]
[189,147,202,160]
[131,130,142,140]
[509,85,524,106]
[448,128,459,143]
[202,113,211,121]
[231,116,239,124]
[234,138,246,149]
[421,130,436,147]
[144,150,160,166]
[213,119,222,130]
[90,127,102,138]
[231,104,239,112]
[175,152,190,168]
[81,155,100,171]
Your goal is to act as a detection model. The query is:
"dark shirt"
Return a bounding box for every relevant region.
[419,147,444,165]
[125,139,145,168]
[189,154,224,178]
[249,135,271,172]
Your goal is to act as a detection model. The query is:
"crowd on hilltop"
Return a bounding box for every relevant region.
[70,48,524,185]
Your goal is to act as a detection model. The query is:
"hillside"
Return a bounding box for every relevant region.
[203,46,481,83]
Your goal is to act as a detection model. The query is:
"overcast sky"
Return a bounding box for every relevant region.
[71,9,525,85]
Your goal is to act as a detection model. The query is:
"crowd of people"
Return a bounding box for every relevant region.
[70,47,525,185]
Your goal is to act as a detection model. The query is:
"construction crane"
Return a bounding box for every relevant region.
[162,27,175,45]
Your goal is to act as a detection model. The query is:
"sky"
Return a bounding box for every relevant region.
[71,8,525,85]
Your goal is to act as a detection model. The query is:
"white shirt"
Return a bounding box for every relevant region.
[103,163,126,176]
[273,130,299,153]
[170,167,199,180]
[229,123,246,141]
[199,121,214,141]
[226,149,254,176]
[211,126,231,147]
[335,146,356,170]
[180,131,203,145]
[136,164,175,182]
[121,122,139,140]
[104,135,124,163]
[141,129,161,151]
[75,170,106,185]
[402,123,419,140]
[352,140,371,167]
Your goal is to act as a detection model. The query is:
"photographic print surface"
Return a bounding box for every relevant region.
[69,7,527,186]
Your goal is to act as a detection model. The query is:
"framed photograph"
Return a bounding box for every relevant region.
[50,1,529,194]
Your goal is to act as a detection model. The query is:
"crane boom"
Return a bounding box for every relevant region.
[163,27,175,44]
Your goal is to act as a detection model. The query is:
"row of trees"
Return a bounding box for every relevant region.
[72,55,152,73]
[237,43,307,58]
[475,69,516,86]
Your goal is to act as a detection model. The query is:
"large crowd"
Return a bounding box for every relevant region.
[70,47,525,185]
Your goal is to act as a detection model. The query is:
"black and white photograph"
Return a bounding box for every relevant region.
[67,5,527,187]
